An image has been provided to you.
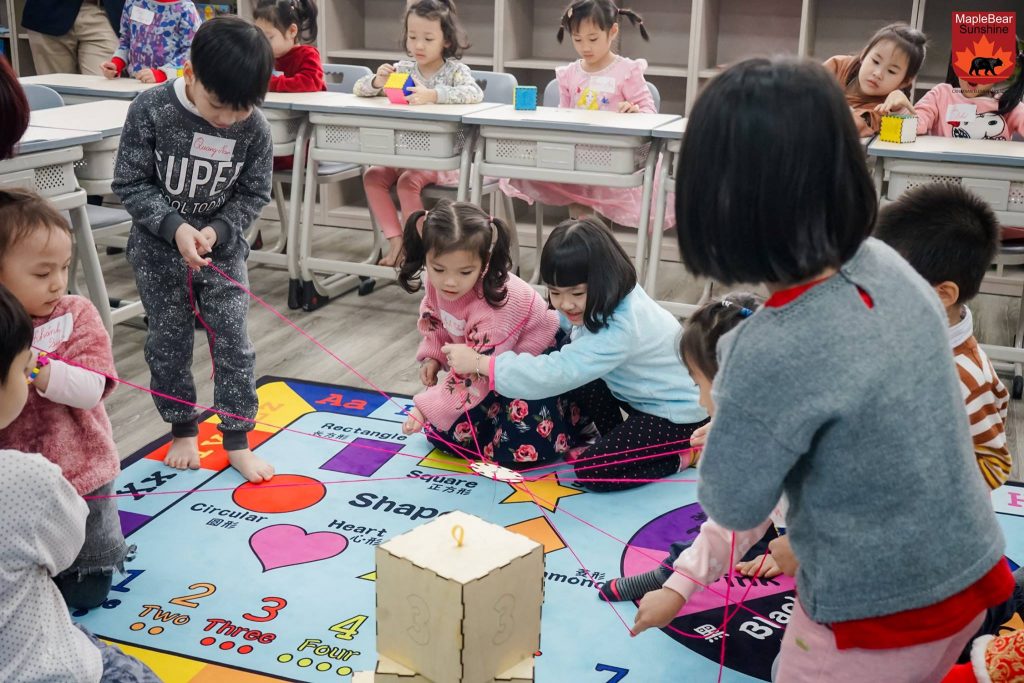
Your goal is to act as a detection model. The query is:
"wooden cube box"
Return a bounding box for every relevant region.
[879,114,917,143]
[375,511,543,683]
[353,655,534,683]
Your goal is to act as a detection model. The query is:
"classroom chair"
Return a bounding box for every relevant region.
[527,79,662,283]
[22,84,63,111]
[246,64,372,274]
[421,71,521,274]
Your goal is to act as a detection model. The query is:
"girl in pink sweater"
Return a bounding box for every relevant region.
[0,190,127,611]
[915,41,1024,139]
[499,0,669,229]
[398,200,574,467]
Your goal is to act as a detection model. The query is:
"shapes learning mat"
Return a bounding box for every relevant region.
[78,377,1024,682]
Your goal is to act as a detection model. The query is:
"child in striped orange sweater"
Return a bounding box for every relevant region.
[874,182,1011,490]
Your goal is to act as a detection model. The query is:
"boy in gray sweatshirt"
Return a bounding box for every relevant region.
[112,17,275,483]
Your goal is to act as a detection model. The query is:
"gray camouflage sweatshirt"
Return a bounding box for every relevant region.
[112,80,272,249]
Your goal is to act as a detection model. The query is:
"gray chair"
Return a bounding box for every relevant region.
[422,71,521,271]
[247,63,372,260]
[23,84,64,111]
[529,78,662,281]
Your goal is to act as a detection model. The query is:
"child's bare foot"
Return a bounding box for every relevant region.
[228,448,275,483]
[378,237,404,267]
[735,553,782,579]
[164,436,200,470]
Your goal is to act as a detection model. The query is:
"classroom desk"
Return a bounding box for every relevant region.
[868,136,1024,387]
[29,99,132,195]
[20,73,155,104]
[2,128,113,333]
[463,106,681,286]
[290,93,502,309]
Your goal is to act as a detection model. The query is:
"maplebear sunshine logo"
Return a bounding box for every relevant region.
[951,12,1017,85]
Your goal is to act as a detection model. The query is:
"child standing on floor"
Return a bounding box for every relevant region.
[676,56,1011,681]
[822,22,927,136]
[499,0,667,228]
[113,17,276,483]
[445,218,706,491]
[0,190,128,611]
[399,200,574,467]
[254,0,325,172]
[0,285,160,683]
[354,0,484,267]
[915,40,1024,139]
[101,0,201,84]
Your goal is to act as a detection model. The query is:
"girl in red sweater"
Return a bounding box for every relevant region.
[254,0,324,170]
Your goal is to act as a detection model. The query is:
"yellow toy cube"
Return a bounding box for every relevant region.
[374,511,543,683]
[879,114,918,143]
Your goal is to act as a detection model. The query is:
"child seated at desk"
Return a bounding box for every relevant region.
[101,0,201,84]
[354,0,484,267]
[498,0,673,229]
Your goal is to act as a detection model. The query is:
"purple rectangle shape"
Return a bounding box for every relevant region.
[119,510,151,537]
[319,437,402,477]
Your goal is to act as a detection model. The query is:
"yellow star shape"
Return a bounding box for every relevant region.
[501,473,584,511]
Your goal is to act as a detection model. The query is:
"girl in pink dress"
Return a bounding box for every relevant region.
[500,0,673,229]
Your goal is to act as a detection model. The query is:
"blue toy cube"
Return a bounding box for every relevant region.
[514,86,537,111]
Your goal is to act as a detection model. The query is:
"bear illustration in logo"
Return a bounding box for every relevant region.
[969,56,1003,76]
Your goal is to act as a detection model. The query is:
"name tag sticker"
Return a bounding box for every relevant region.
[439,310,467,339]
[589,76,616,94]
[130,5,155,25]
[190,133,236,162]
[34,313,73,352]
[945,103,976,125]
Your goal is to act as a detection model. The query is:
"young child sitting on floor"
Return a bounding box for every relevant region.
[0,284,159,683]
[0,190,129,611]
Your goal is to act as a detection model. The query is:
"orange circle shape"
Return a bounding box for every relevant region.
[232,474,327,514]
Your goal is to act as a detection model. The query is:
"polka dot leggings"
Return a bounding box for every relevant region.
[566,379,706,493]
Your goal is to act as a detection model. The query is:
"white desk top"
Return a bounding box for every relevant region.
[20,73,155,99]
[291,92,502,121]
[652,118,687,139]
[868,136,1024,168]
[29,100,132,138]
[262,91,334,110]
[15,126,102,155]
[463,106,682,136]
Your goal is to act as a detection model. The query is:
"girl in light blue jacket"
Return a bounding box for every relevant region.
[443,218,707,491]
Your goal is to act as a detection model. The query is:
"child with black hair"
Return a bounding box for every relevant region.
[0,284,160,682]
[676,56,1011,679]
[875,183,1011,490]
[255,0,323,94]
[355,0,484,267]
[444,217,706,491]
[500,0,669,228]
[822,22,927,136]
[113,16,276,484]
[398,200,573,467]
[915,37,1024,139]
[100,0,201,84]
[254,0,325,172]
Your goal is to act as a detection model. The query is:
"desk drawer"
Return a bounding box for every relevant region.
[264,110,304,146]
[482,127,650,175]
[312,114,466,159]
[76,135,120,181]
[885,160,1024,215]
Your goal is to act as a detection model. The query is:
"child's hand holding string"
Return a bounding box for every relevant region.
[174,225,215,271]
[632,587,686,635]
[402,406,427,435]
[441,344,488,377]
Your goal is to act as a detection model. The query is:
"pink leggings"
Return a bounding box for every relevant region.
[775,599,985,682]
[363,166,441,239]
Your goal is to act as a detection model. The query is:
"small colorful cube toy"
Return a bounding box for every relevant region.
[384,72,416,105]
[879,114,918,143]
[514,85,537,111]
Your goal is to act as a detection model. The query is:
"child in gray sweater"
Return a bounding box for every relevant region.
[112,17,276,484]
[675,57,1010,681]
